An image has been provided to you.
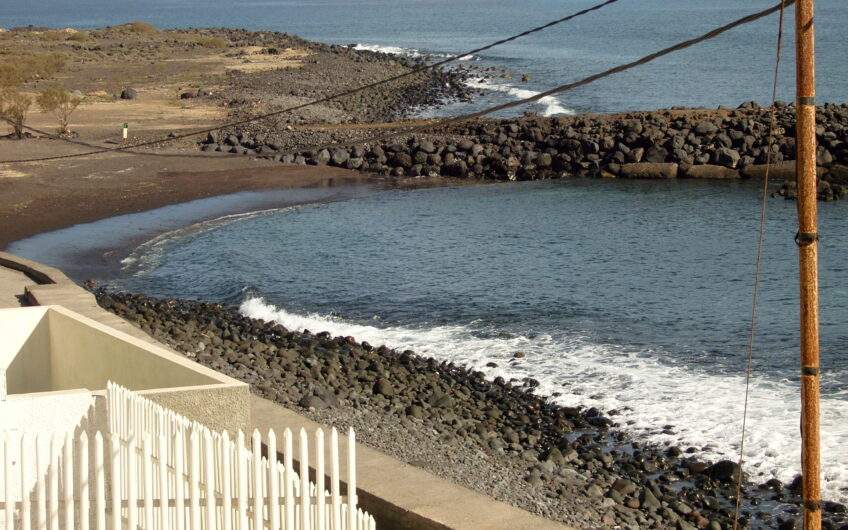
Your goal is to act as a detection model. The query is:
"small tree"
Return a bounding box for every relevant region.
[0,88,32,139]
[37,85,83,134]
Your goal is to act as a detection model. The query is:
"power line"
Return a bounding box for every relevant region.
[0,0,622,164]
[2,0,793,165]
[229,0,799,157]
[733,1,787,528]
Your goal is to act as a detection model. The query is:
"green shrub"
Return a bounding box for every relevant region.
[0,88,32,138]
[36,84,83,134]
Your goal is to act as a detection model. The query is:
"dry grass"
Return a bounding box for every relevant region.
[41,31,66,42]
[67,31,90,42]
[0,52,65,87]
[124,21,159,35]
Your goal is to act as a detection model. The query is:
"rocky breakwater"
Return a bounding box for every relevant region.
[93,289,848,529]
[204,102,848,201]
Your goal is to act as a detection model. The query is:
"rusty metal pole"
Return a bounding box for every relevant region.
[794,0,821,528]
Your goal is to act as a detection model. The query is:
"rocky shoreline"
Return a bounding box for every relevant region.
[207,28,474,126]
[93,289,848,530]
[206,101,848,202]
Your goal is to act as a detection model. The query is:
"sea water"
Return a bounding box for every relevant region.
[2,0,847,115]
[80,180,848,502]
[5,0,848,504]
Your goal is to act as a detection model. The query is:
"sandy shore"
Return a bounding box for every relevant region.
[0,24,476,250]
[0,141,370,250]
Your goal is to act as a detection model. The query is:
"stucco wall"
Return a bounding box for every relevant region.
[0,389,98,511]
[140,384,251,435]
[47,308,220,392]
[0,388,96,435]
[0,307,51,396]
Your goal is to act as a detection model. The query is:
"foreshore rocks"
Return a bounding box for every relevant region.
[93,289,848,529]
[206,101,848,201]
[208,28,473,127]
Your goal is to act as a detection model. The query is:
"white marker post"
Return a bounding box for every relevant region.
[122,123,128,140]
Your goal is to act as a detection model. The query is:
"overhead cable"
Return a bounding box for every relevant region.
[0,0,622,163]
[2,0,793,164]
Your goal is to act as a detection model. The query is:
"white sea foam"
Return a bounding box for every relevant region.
[352,43,420,57]
[350,43,476,62]
[240,296,848,503]
[466,77,574,117]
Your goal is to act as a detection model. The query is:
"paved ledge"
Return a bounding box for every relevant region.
[0,251,158,342]
[0,252,251,434]
[0,251,66,285]
[0,265,30,308]
[252,396,571,530]
[1,253,571,529]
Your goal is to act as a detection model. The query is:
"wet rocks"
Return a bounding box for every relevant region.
[90,288,848,529]
[706,460,744,484]
[206,102,848,203]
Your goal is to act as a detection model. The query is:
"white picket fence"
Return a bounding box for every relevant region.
[0,383,375,530]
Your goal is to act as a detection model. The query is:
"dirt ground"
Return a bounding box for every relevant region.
[0,25,375,250]
[0,138,367,249]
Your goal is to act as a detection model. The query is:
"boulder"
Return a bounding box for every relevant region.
[715,147,741,168]
[120,87,138,100]
[740,161,828,180]
[706,460,744,483]
[373,378,395,397]
[419,141,436,154]
[391,152,413,168]
[684,165,740,179]
[298,395,329,410]
[314,149,331,165]
[331,148,349,166]
[826,164,848,185]
[644,146,668,163]
[694,121,718,136]
[457,138,474,151]
[619,162,678,179]
[817,147,834,167]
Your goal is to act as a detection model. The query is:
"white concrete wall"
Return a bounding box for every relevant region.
[0,389,97,513]
[47,307,221,392]
[0,307,51,396]
[0,388,96,436]
[1,305,249,438]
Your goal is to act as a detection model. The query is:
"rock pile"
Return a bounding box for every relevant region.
[205,102,848,201]
[93,289,848,529]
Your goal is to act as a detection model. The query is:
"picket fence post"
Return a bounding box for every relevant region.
[2,384,374,530]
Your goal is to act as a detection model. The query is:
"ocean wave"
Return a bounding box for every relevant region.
[350,43,476,62]
[466,77,574,117]
[240,295,848,504]
[351,43,420,57]
[120,206,302,277]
